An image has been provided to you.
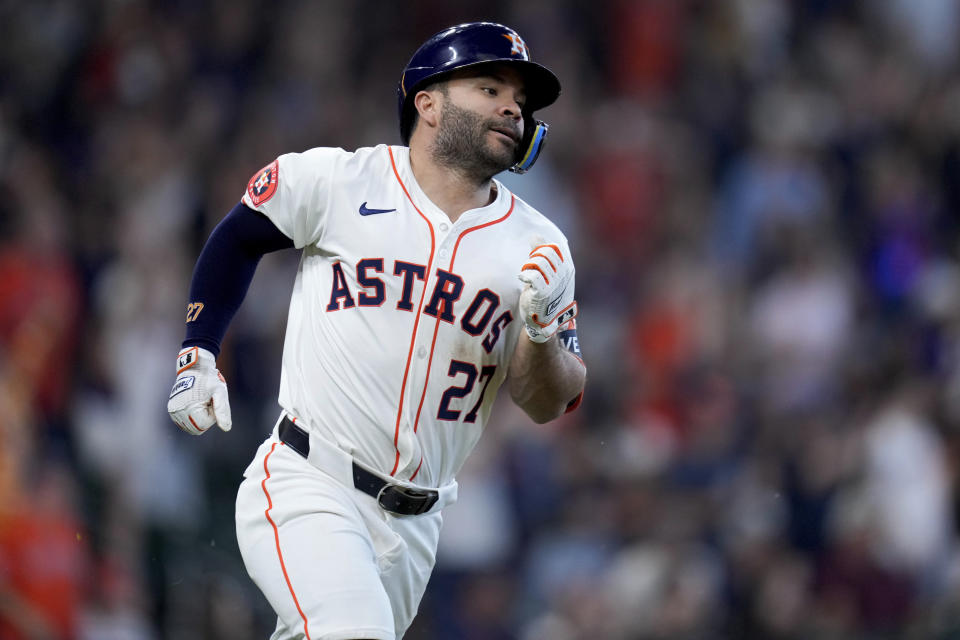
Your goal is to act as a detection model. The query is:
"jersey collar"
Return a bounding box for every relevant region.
[391,146,511,226]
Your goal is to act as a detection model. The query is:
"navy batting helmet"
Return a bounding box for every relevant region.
[397,22,561,174]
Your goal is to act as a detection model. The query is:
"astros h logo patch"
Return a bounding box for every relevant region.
[502,33,529,58]
[247,160,279,206]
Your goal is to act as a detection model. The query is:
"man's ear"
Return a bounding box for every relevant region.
[414,89,441,129]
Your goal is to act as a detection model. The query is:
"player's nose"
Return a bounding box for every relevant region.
[496,106,523,142]
[498,100,522,119]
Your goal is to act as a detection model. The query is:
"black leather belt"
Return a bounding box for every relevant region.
[279,416,439,516]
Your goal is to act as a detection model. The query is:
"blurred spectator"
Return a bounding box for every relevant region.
[0,155,83,431]
[862,380,953,575]
[0,461,92,639]
[747,231,855,412]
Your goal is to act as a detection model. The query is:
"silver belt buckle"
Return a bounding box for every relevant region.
[376,483,436,514]
[376,483,395,506]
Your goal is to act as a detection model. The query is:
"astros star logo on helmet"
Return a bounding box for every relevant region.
[502,33,529,58]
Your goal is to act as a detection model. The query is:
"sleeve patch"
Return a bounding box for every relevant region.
[246,160,279,206]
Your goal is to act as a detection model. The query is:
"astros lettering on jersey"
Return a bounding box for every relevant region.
[241,144,574,487]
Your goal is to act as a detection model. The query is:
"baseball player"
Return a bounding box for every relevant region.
[167,22,585,640]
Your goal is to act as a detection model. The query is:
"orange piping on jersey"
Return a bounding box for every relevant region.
[262,442,312,639]
[388,146,436,476]
[410,456,424,482]
[449,194,515,259]
[408,195,516,480]
[188,415,200,431]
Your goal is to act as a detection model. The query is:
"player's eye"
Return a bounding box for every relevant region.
[482,87,497,96]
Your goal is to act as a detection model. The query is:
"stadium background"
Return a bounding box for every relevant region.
[3,0,960,638]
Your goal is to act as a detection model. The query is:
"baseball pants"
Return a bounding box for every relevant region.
[236,426,444,640]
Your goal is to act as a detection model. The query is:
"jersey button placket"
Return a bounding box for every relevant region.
[436,219,451,262]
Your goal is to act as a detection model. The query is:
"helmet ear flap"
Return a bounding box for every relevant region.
[510,117,548,174]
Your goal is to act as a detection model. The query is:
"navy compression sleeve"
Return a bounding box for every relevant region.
[181,202,294,356]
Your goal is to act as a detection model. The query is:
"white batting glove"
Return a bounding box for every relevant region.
[167,346,232,435]
[518,243,578,343]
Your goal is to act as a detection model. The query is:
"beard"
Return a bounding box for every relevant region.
[429,101,519,182]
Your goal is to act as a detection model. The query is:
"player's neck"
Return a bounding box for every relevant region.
[409,146,496,223]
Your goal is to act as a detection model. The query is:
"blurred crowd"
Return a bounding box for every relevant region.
[3,0,960,638]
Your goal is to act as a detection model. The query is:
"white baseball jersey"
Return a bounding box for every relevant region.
[241,144,573,488]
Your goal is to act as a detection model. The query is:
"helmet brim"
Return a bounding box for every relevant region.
[399,58,560,144]
[405,58,560,113]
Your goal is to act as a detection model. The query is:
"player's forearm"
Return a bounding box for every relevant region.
[181,202,293,355]
[508,334,586,423]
